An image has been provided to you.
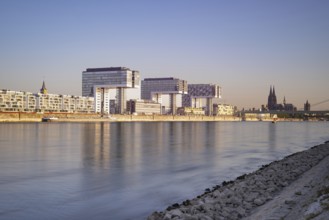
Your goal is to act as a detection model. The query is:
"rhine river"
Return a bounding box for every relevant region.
[0,122,329,220]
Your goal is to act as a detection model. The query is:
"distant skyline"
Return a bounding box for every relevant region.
[1,0,329,110]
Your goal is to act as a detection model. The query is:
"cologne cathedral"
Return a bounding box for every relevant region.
[267,86,295,111]
[267,86,277,110]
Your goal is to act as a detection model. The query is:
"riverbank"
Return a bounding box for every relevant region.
[0,112,240,122]
[0,112,309,122]
[148,142,329,220]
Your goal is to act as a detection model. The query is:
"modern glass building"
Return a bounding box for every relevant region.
[82,67,140,114]
[182,84,221,115]
[141,77,188,114]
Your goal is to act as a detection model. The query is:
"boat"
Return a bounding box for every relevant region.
[42,116,59,122]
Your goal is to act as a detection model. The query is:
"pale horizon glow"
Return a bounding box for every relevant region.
[0,0,329,110]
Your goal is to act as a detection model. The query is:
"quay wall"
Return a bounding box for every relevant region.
[113,114,241,122]
[0,112,241,122]
[0,112,305,122]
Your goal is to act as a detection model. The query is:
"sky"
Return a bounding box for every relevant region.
[0,0,329,110]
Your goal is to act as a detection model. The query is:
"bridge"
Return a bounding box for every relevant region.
[311,98,329,109]
[241,110,329,115]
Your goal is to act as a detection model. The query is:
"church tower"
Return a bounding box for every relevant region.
[272,86,277,105]
[304,100,311,111]
[267,85,277,110]
[40,81,48,94]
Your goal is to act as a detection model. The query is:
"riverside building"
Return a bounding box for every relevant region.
[182,84,221,116]
[213,103,236,116]
[177,107,205,115]
[0,89,94,113]
[82,67,140,114]
[141,77,188,114]
[126,99,161,115]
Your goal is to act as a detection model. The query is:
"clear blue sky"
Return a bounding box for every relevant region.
[1,0,329,110]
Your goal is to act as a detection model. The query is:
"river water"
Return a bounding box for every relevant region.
[0,121,329,220]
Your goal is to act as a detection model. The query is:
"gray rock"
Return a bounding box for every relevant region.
[244,192,259,202]
[254,198,265,206]
[147,143,329,220]
[170,209,184,218]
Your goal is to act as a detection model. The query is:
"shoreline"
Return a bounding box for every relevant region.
[148,142,329,220]
[0,112,313,123]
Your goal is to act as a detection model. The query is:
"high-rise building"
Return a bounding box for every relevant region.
[82,67,140,114]
[141,77,188,114]
[182,84,221,116]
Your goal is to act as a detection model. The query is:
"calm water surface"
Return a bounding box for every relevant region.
[0,122,329,220]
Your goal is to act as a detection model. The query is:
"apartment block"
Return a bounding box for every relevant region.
[0,89,94,113]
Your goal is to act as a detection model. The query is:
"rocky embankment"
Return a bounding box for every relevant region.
[148,142,329,220]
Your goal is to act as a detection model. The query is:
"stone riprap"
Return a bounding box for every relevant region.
[148,142,329,220]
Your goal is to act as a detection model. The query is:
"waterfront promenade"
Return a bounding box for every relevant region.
[0,112,242,122]
[0,112,309,122]
[148,142,329,220]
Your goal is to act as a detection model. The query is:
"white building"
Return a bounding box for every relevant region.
[82,67,140,114]
[177,107,205,115]
[213,104,236,116]
[0,90,27,112]
[126,99,161,115]
[0,89,94,113]
[94,87,110,114]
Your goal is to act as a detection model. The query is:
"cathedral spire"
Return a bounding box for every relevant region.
[273,85,277,105]
[268,85,278,110]
[40,80,48,94]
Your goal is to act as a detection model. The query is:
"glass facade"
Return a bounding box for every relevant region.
[82,67,140,114]
[82,67,140,97]
[141,77,187,114]
[141,77,188,100]
[187,84,221,98]
[181,84,222,116]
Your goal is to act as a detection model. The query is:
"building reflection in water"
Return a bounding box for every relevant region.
[2,122,328,219]
[82,122,111,171]
[80,122,217,186]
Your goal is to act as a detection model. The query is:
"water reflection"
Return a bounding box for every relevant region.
[82,122,111,170]
[0,122,328,220]
[268,122,277,149]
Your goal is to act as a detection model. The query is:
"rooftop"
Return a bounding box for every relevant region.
[85,67,131,72]
[143,77,177,81]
